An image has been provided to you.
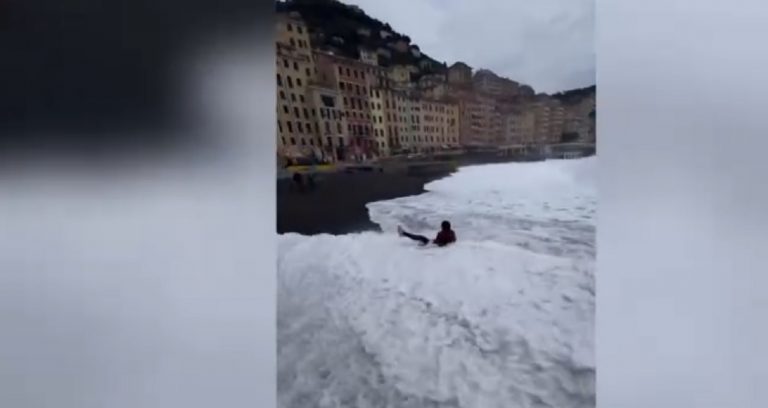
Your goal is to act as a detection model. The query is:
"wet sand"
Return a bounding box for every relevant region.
[277,166,454,235]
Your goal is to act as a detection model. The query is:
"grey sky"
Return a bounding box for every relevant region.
[348,0,595,94]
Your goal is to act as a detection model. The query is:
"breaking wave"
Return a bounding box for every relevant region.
[278,158,596,408]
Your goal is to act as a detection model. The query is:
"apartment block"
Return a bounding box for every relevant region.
[314,51,376,160]
[276,13,320,159]
[504,108,536,146]
[419,99,460,151]
[532,96,566,145]
[473,69,520,97]
[369,86,390,155]
[447,61,472,85]
[308,84,349,161]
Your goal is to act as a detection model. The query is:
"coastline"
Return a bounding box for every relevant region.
[277,163,455,235]
[277,150,595,236]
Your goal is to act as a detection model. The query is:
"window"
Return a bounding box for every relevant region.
[301,138,306,145]
[355,84,360,95]
[309,139,314,146]
[277,74,282,86]
[290,137,296,145]
[287,122,293,132]
[303,108,309,119]
[290,38,296,47]
[293,61,299,70]
[337,122,342,133]
[287,23,293,32]
[353,70,358,79]
[320,109,326,119]
[339,82,345,90]
[312,109,316,117]
[294,107,300,117]
[291,93,296,102]
[287,76,293,88]
[283,59,289,68]
[281,137,286,145]
[346,68,351,76]
[338,137,344,146]
[306,68,311,77]
[283,105,289,114]
[376,90,380,98]
[312,123,317,133]
[297,78,302,87]
[300,95,305,103]
[325,122,331,133]
[297,122,304,132]
[338,66,343,75]
[327,137,333,146]
[278,121,282,132]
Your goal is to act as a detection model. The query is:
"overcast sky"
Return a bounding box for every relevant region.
[348,0,595,94]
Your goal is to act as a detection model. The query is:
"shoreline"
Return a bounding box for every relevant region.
[277,163,455,235]
[277,152,595,236]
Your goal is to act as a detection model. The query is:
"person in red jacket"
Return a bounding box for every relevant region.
[398,221,457,247]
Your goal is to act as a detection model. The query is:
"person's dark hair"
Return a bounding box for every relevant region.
[441,220,451,230]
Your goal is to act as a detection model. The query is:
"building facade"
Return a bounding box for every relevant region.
[447,61,472,85]
[276,13,322,161]
[308,84,349,161]
[532,96,566,145]
[315,51,376,160]
[473,69,519,98]
[504,109,536,146]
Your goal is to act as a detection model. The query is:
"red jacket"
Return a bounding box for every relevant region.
[434,230,456,247]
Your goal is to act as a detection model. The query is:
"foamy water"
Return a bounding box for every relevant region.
[278,158,596,408]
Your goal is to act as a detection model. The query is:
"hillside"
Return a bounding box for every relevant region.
[276,0,444,73]
[552,85,596,105]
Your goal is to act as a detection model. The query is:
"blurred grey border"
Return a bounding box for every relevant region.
[597,0,767,406]
[0,1,276,407]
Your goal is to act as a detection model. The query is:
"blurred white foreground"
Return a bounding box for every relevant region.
[278,158,596,408]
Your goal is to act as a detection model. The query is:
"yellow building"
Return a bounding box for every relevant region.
[419,99,461,152]
[389,64,416,88]
[504,108,536,146]
[308,84,349,162]
[532,96,565,145]
[369,86,391,156]
[275,12,321,160]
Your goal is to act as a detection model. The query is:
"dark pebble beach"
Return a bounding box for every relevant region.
[277,162,457,235]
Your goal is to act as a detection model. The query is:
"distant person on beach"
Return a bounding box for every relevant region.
[292,172,304,192]
[398,221,457,247]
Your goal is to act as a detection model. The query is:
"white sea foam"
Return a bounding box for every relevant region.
[278,158,596,408]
